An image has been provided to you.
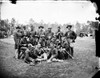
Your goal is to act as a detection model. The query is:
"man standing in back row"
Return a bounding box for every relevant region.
[55,26,64,40]
[37,26,45,38]
[64,25,77,58]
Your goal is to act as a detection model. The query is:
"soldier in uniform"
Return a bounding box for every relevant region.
[61,37,71,59]
[23,44,37,65]
[30,25,37,38]
[55,26,64,40]
[29,26,39,46]
[21,25,31,38]
[36,27,54,61]
[39,35,46,48]
[64,25,77,59]
[45,27,54,47]
[45,27,54,39]
[22,26,27,36]
[18,33,30,59]
[65,25,77,43]
[13,26,23,59]
[37,26,45,39]
[47,42,58,62]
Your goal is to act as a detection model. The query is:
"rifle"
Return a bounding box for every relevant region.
[60,47,74,59]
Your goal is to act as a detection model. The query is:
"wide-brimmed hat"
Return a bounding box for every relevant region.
[66,25,72,28]
[38,26,44,29]
[16,26,21,29]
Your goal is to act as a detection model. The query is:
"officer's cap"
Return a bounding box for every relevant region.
[38,26,44,29]
[66,25,72,28]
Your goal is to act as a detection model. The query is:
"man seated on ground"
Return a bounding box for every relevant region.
[36,34,53,62]
[61,37,71,59]
[47,41,64,62]
[36,46,51,61]
[23,43,41,65]
[36,40,57,63]
[47,44,58,62]
[29,35,39,46]
[18,35,30,59]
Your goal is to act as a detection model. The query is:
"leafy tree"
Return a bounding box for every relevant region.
[0,19,10,38]
[75,22,81,36]
[10,18,16,35]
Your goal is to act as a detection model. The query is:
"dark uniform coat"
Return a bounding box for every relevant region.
[44,31,54,47]
[64,30,76,58]
[65,30,77,42]
[37,30,45,38]
[55,31,63,40]
[45,31,54,40]
[30,30,37,38]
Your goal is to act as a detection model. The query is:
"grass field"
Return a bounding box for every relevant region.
[0,37,98,78]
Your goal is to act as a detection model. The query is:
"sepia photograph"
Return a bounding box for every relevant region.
[0,0,100,78]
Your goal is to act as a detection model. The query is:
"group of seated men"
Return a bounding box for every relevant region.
[13,25,77,65]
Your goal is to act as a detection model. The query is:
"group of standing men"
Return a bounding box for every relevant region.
[13,25,77,65]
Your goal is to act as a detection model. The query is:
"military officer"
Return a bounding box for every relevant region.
[30,25,37,38]
[37,26,45,39]
[45,27,54,47]
[45,27,54,39]
[64,25,77,59]
[55,26,63,40]
[65,25,77,43]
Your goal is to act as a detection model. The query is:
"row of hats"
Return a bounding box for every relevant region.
[38,25,72,29]
[16,26,44,29]
[16,25,72,29]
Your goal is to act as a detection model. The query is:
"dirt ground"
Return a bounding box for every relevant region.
[0,37,98,78]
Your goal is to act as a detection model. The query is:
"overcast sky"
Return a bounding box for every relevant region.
[1,1,99,25]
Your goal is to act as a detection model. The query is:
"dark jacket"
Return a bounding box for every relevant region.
[65,30,77,40]
[55,31,63,40]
